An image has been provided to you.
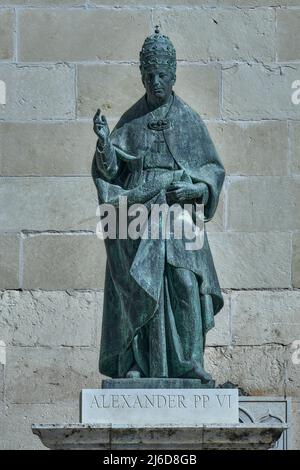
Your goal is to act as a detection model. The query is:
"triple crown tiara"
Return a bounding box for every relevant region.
[139,25,177,72]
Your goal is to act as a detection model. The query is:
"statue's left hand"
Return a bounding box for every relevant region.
[166,181,209,205]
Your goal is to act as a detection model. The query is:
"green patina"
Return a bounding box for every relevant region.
[91,27,225,384]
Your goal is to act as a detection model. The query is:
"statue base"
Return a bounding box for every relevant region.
[32,384,291,449]
[102,378,215,389]
[32,423,286,450]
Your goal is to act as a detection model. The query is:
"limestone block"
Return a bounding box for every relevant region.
[206,121,288,176]
[0,235,20,289]
[19,9,151,61]
[0,177,99,231]
[23,235,106,290]
[223,64,300,120]
[0,122,95,176]
[208,232,291,289]
[227,0,297,3]
[227,177,300,231]
[3,0,84,4]
[91,0,299,5]
[0,364,4,403]
[0,65,75,120]
[0,403,78,450]
[0,10,13,60]
[277,9,300,61]
[0,341,5,366]
[231,291,300,346]
[286,353,300,397]
[290,122,300,175]
[291,400,300,450]
[153,9,275,61]
[0,290,103,347]
[5,346,102,404]
[292,233,300,288]
[174,65,220,119]
[205,345,286,395]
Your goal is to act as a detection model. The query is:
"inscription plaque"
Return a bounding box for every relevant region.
[81,389,239,425]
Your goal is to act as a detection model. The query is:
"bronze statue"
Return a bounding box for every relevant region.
[92,27,225,385]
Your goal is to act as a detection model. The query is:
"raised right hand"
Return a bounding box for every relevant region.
[93,108,110,146]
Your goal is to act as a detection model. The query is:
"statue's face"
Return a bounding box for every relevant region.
[142,66,176,103]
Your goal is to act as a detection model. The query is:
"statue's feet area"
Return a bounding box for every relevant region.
[181,361,215,386]
[124,362,215,386]
[193,364,213,383]
[126,364,142,379]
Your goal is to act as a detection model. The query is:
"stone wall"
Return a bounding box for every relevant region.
[0,0,299,449]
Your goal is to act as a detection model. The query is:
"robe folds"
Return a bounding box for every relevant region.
[92,93,225,378]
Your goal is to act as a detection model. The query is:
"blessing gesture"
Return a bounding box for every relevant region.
[93,108,110,147]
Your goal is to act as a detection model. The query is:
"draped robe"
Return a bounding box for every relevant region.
[92,93,225,378]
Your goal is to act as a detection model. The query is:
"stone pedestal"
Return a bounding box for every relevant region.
[32,383,289,450]
[32,423,286,450]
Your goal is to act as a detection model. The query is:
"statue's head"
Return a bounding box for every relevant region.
[139,26,176,104]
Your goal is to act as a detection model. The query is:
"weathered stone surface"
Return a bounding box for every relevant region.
[91,0,300,4]
[290,122,300,175]
[3,0,84,4]
[32,422,285,450]
[206,293,230,346]
[207,121,288,176]
[0,340,6,403]
[0,290,103,347]
[277,10,300,61]
[19,9,151,61]
[205,345,286,395]
[286,352,300,397]
[0,177,98,231]
[153,9,275,61]
[0,10,13,60]
[231,291,300,346]
[175,65,220,119]
[225,0,300,3]
[227,177,300,231]
[291,400,300,450]
[0,122,94,176]
[201,423,285,451]
[77,64,144,120]
[0,341,5,366]
[23,235,106,290]
[5,346,102,404]
[206,188,224,232]
[0,65,75,120]
[0,364,4,403]
[0,235,19,290]
[208,232,291,289]
[0,403,78,450]
[238,396,291,450]
[292,233,300,288]
[222,64,300,120]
